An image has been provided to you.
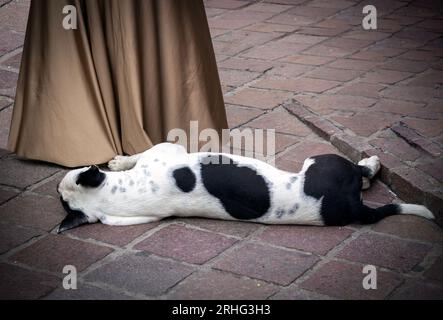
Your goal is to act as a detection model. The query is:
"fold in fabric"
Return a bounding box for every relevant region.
[8,0,228,167]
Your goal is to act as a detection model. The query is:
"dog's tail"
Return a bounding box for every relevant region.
[355,203,434,224]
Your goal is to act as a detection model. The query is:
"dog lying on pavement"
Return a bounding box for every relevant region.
[57,142,434,233]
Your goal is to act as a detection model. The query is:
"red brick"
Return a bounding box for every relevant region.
[322,37,373,50]
[298,27,348,37]
[216,29,278,45]
[168,270,278,299]
[425,255,443,283]
[257,225,354,255]
[275,156,303,173]
[402,118,443,137]
[337,233,432,272]
[295,94,377,114]
[241,42,311,60]
[0,69,18,97]
[209,27,231,37]
[0,187,18,204]
[0,194,65,231]
[0,0,30,33]
[32,171,67,198]
[327,59,380,71]
[351,51,386,62]
[177,217,261,238]
[246,2,291,13]
[219,69,259,87]
[44,284,134,300]
[370,137,421,162]
[219,57,274,72]
[342,30,391,41]
[382,59,429,73]
[267,14,322,27]
[134,224,237,264]
[362,181,396,205]
[287,5,339,18]
[280,54,334,66]
[225,105,264,128]
[213,40,253,56]
[279,34,327,45]
[391,124,442,157]
[268,62,312,77]
[0,28,25,56]
[417,161,443,184]
[0,105,12,148]
[307,67,364,82]
[0,223,43,254]
[373,215,443,243]
[84,253,194,296]
[2,50,22,70]
[0,263,58,299]
[224,88,293,109]
[243,22,299,33]
[399,50,440,61]
[247,108,312,136]
[270,287,332,300]
[10,234,113,272]
[408,71,443,87]
[363,69,413,84]
[282,141,339,163]
[302,44,354,57]
[226,130,298,155]
[214,242,319,285]
[331,134,373,162]
[390,279,443,300]
[372,99,426,117]
[253,77,340,93]
[308,0,353,9]
[205,0,249,9]
[0,156,61,189]
[67,222,159,247]
[383,86,443,103]
[300,260,403,300]
[337,82,385,98]
[390,166,440,204]
[332,113,398,137]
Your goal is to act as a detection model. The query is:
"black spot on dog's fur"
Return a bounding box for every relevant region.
[200,155,270,220]
[58,197,89,233]
[172,167,196,193]
[76,166,106,188]
[303,154,399,226]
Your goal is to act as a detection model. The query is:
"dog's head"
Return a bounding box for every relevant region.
[57,165,106,233]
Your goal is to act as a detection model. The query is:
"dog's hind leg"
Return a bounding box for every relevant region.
[358,155,380,190]
[108,153,143,171]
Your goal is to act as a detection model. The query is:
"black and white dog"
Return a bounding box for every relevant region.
[57,142,434,233]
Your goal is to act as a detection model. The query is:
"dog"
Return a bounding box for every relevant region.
[57,142,434,233]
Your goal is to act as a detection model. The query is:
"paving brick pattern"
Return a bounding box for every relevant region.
[0,0,442,300]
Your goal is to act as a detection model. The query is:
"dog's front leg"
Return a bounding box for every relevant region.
[108,153,144,171]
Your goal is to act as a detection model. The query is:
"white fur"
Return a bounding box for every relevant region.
[358,155,380,179]
[398,204,435,220]
[58,143,324,226]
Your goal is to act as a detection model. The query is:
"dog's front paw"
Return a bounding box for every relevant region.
[108,155,130,171]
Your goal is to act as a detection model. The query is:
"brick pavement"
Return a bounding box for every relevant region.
[0,0,443,300]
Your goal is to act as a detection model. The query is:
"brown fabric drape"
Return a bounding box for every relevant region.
[8,0,228,167]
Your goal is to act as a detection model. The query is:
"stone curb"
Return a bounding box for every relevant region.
[283,100,443,227]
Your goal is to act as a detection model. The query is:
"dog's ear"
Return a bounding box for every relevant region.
[76,165,105,188]
[58,198,89,233]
